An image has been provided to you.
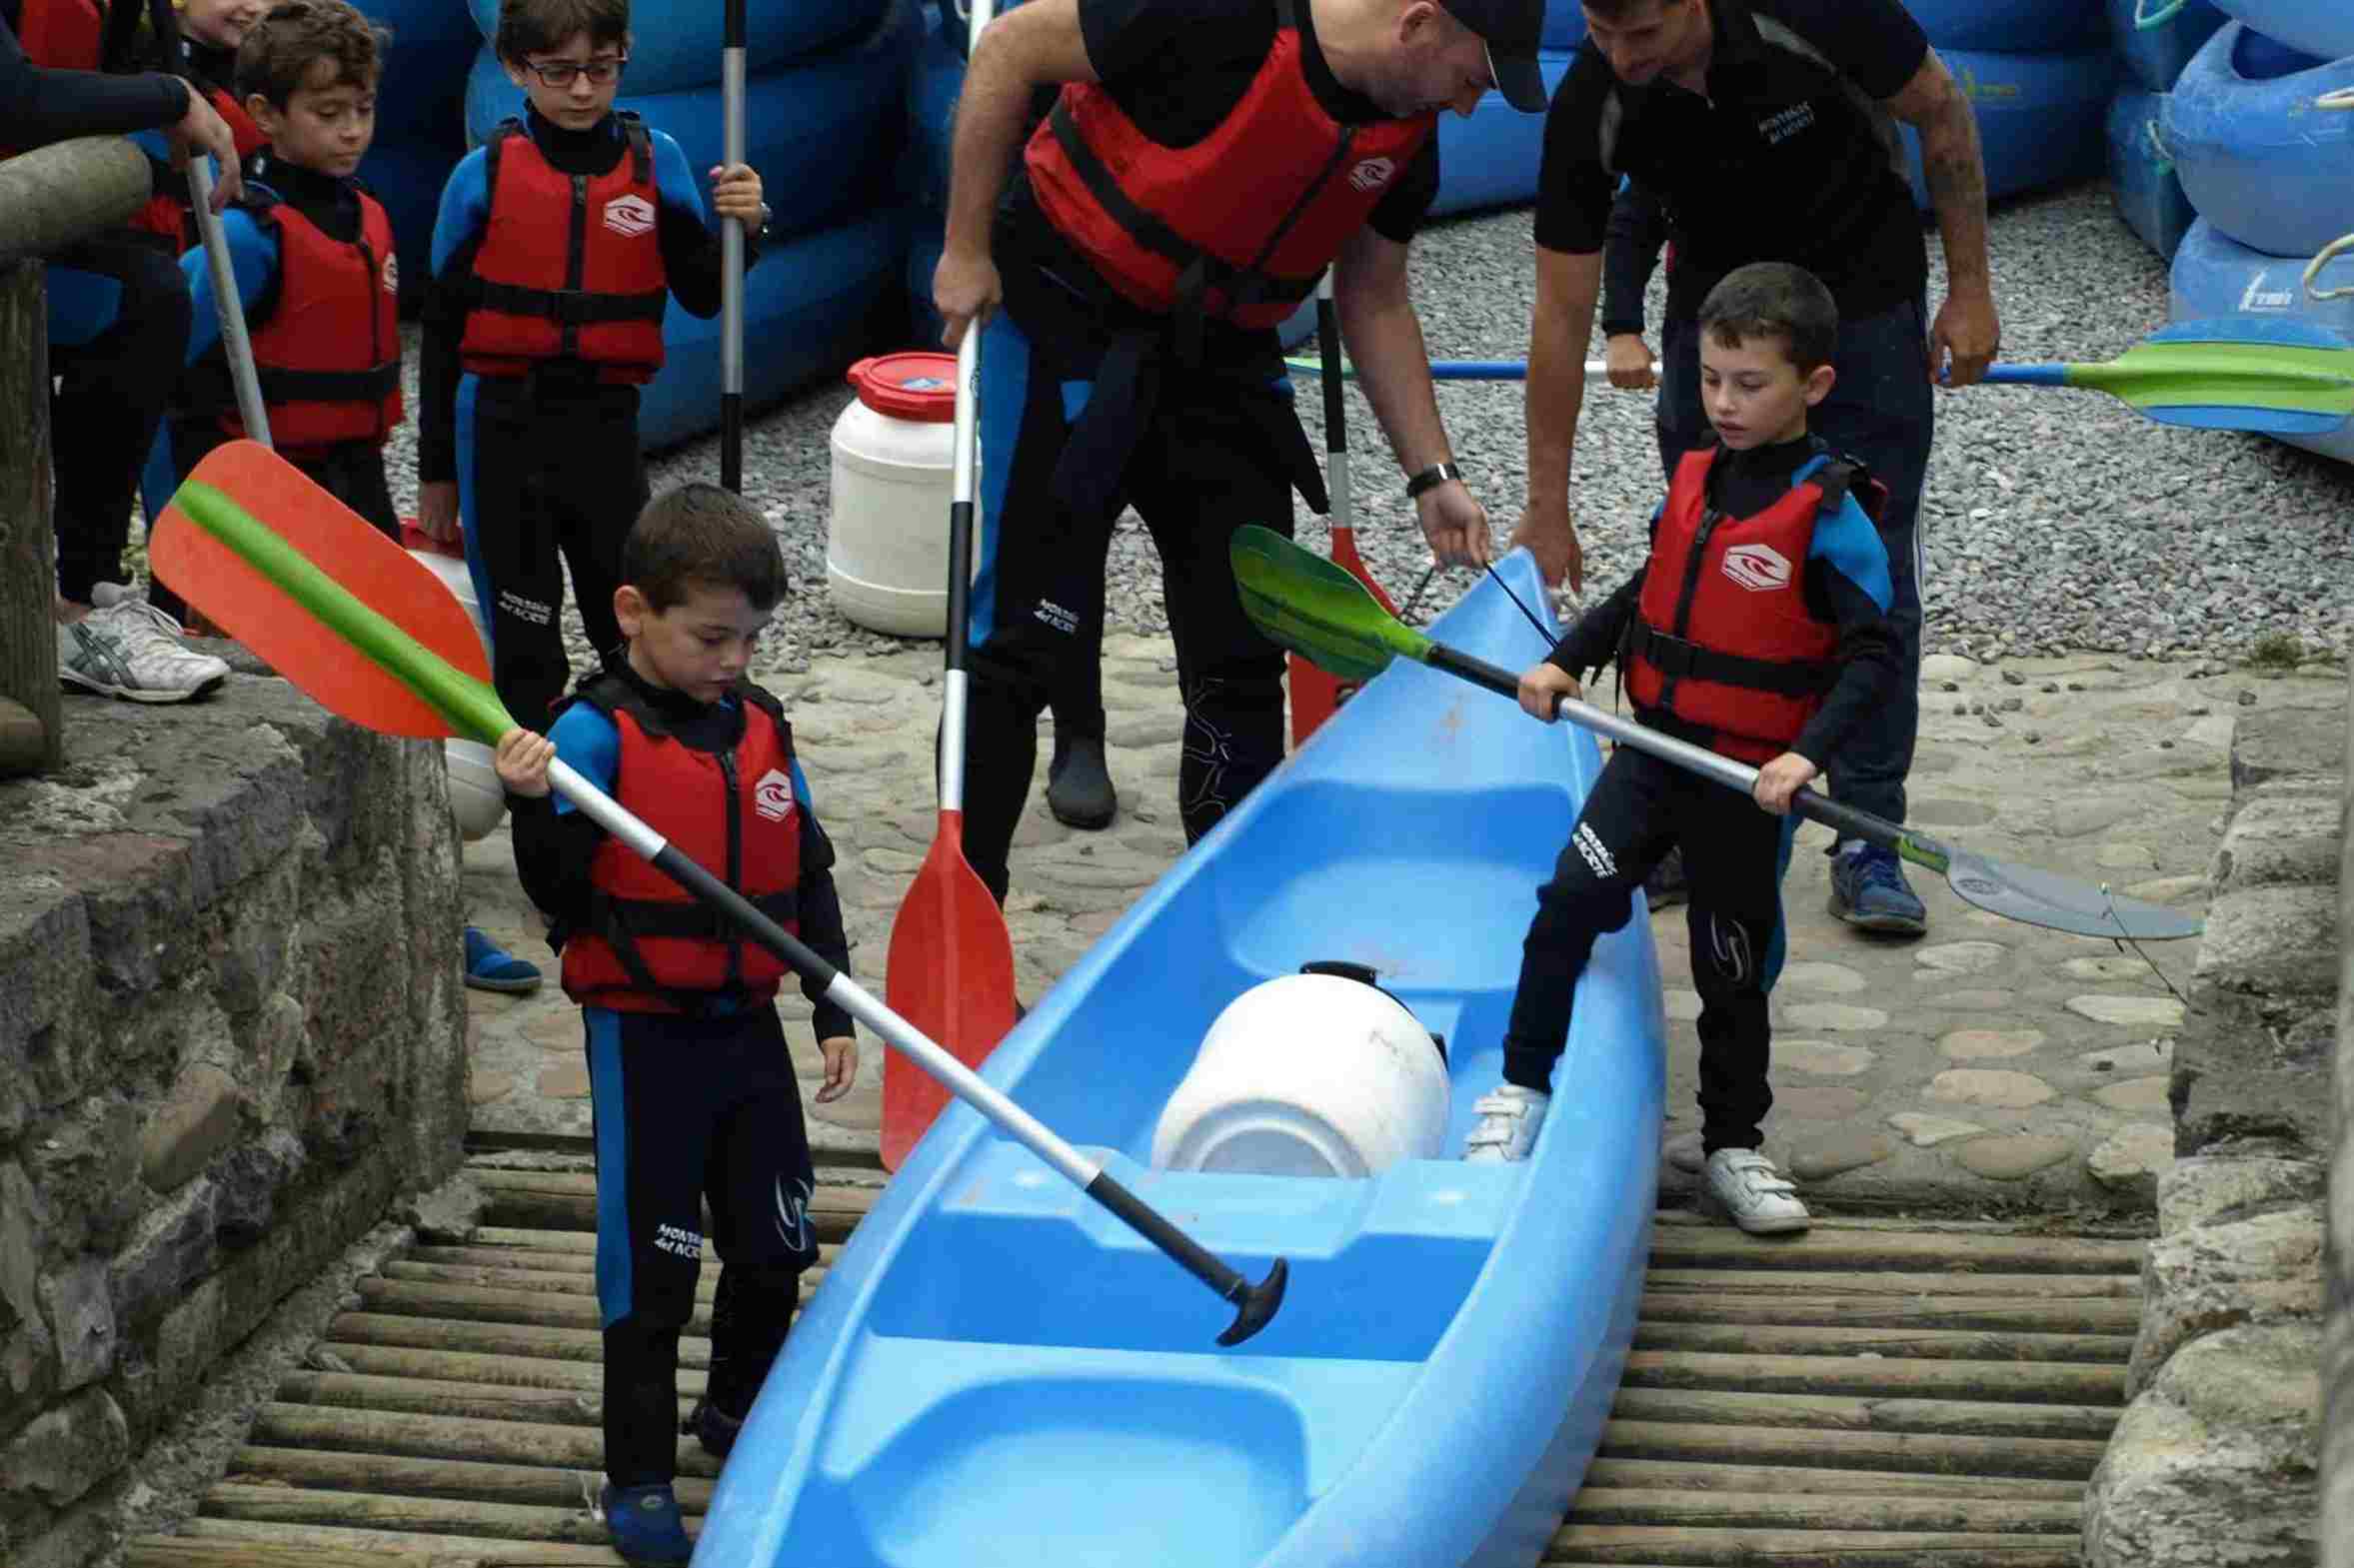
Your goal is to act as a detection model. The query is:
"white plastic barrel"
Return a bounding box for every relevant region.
[827,352,960,637]
[1151,970,1450,1178]
[403,527,506,842]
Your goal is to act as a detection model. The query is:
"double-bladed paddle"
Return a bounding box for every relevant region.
[1230,525,2202,943]
[881,0,1022,1171]
[1285,317,2354,438]
[151,441,1286,1347]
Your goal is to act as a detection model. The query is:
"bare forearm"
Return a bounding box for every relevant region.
[943,45,1042,259]
[1919,99,1991,295]
[1524,321,1587,509]
[1336,280,1450,474]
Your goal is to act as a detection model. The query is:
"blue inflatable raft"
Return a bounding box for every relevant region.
[2207,0,2354,67]
[1908,0,2105,53]
[692,553,1662,1568]
[1431,51,1575,217]
[468,0,889,95]
[2110,0,2227,92]
[463,0,919,241]
[1901,48,2115,208]
[2109,88,2196,259]
[2165,21,2354,259]
[2169,216,2354,461]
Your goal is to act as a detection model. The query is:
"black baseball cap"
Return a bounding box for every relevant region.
[1444,0,1548,113]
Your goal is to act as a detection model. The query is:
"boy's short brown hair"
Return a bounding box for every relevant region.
[1697,262,1840,374]
[235,0,382,109]
[495,0,630,65]
[623,484,790,614]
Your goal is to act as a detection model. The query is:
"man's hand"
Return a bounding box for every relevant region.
[1518,661,1579,723]
[1931,287,2000,388]
[933,246,1002,351]
[166,87,242,210]
[1605,332,1657,390]
[416,481,460,543]
[1751,750,1819,815]
[1415,478,1490,570]
[1507,497,1584,595]
[815,1035,859,1103]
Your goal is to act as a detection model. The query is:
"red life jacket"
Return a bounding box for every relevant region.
[458,115,668,383]
[184,183,401,449]
[560,675,807,1014]
[1023,0,1431,333]
[15,0,104,70]
[127,83,266,250]
[1624,444,1875,765]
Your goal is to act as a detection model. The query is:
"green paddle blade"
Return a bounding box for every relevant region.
[1989,318,2354,436]
[1231,525,1431,683]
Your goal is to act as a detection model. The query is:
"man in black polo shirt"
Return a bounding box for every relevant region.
[1512,0,1999,938]
[933,0,1547,907]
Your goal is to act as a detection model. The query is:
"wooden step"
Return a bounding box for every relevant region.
[1544,1524,2082,1566]
[228,1448,713,1515]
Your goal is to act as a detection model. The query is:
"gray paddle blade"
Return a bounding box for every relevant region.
[1941,848,2202,941]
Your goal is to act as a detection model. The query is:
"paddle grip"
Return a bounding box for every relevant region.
[1086,1173,1287,1346]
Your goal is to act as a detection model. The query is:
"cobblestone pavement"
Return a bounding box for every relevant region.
[459,634,2345,1219]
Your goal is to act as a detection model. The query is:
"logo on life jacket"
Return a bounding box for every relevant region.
[1348,156,1396,193]
[752,769,795,823]
[604,193,656,237]
[1722,543,1793,592]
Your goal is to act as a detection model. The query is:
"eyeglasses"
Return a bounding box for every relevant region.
[522,55,627,87]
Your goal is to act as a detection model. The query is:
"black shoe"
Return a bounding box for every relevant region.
[1047,734,1117,829]
[1644,845,1688,910]
[685,1396,743,1458]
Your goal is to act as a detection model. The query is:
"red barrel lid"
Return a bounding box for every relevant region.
[847,353,958,422]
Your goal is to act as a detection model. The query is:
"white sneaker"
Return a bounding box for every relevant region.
[1463,1084,1549,1164]
[58,585,230,703]
[1705,1147,1810,1234]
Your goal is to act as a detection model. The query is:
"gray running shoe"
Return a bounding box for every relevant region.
[58,586,231,704]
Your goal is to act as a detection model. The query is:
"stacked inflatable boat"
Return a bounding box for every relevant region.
[462,0,920,448]
[1899,0,2116,209]
[2148,0,2354,462]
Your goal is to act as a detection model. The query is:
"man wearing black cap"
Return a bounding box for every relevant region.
[933,0,1546,908]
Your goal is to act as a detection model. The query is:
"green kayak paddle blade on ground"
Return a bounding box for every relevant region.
[1231,525,1429,684]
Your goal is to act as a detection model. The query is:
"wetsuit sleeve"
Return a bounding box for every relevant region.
[1598,179,1667,338]
[418,146,491,488]
[1531,60,1613,255]
[180,205,275,366]
[1760,0,1927,99]
[788,759,856,1044]
[0,8,188,145]
[1546,566,1646,681]
[511,702,620,938]
[1790,493,1899,769]
[1366,138,1437,245]
[650,127,757,321]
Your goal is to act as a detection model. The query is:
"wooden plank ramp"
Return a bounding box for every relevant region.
[127,1157,2145,1567]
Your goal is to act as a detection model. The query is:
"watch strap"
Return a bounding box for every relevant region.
[1405,461,1461,500]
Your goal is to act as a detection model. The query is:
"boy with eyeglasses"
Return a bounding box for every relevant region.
[415,0,769,742]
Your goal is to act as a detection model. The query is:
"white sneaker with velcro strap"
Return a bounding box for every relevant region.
[1462,1084,1549,1164]
[1704,1147,1810,1233]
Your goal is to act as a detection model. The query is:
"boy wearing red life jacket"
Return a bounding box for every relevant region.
[125,0,267,251]
[1463,263,1902,1238]
[415,0,767,741]
[164,0,401,537]
[495,484,857,1567]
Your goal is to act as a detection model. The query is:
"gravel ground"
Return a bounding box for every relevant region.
[375,179,2354,679]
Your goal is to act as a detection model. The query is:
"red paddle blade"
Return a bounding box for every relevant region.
[882,813,1019,1169]
[152,442,492,740]
[1286,528,1398,748]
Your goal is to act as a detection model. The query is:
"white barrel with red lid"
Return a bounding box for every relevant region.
[827,352,964,637]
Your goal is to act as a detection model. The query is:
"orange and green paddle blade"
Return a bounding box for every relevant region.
[150,439,508,743]
[882,811,1020,1169]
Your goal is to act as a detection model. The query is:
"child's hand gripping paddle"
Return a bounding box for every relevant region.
[150,441,1287,1347]
[1230,525,2203,945]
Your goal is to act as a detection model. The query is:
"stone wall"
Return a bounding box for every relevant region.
[2082,698,2342,1567]
[2328,682,2354,1568]
[0,676,470,1566]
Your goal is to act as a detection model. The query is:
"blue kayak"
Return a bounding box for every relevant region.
[2208,0,2354,65]
[2109,87,2196,260]
[2165,21,2354,260]
[693,551,1664,1568]
[468,0,889,95]
[1899,48,2115,208]
[1907,0,2105,52]
[2109,0,2227,92]
[2168,216,2354,462]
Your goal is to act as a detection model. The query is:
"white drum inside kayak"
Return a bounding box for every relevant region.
[1151,968,1449,1178]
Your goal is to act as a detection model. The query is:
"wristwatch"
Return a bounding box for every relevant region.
[757,201,773,238]
[1405,461,1462,501]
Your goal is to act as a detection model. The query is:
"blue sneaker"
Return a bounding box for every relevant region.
[1828,843,1927,936]
[463,926,542,994]
[602,1482,692,1565]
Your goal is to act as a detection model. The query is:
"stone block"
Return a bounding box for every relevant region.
[212,1129,305,1249]
[9,1494,118,1568]
[24,1094,145,1255]
[116,1275,223,1444]
[215,1148,401,1356]
[2195,885,2342,1002]
[2212,788,2347,893]
[2160,1154,2326,1233]
[2176,984,2338,1161]
[34,834,198,996]
[0,1162,55,1426]
[2131,1203,2325,1397]
[0,876,90,1140]
[138,1061,241,1192]
[38,1260,114,1393]
[0,1389,128,1509]
[2229,704,2345,797]
[2086,1325,2321,1568]
[107,1178,217,1332]
[210,855,301,1017]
